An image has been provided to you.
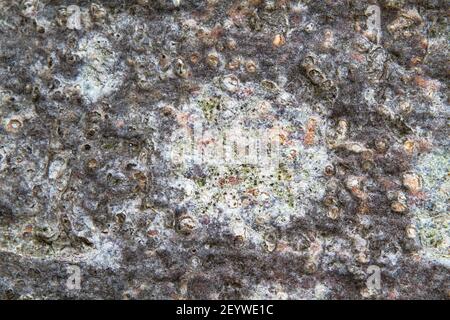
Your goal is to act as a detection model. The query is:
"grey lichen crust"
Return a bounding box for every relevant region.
[0,0,448,299]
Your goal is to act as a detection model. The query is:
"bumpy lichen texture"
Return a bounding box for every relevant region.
[0,0,448,299]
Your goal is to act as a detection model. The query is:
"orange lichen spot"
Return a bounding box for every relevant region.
[273,34,285,47]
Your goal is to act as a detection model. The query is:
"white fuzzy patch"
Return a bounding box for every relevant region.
[74,34,124,103]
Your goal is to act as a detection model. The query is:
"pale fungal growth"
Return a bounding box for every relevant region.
[66,5,82,30]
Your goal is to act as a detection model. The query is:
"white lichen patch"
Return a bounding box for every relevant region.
[165,80,331,248]
[84,239,123,270]
[73,33,124,103]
